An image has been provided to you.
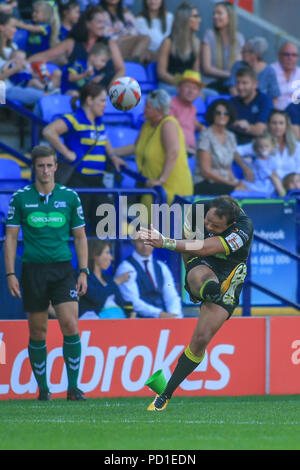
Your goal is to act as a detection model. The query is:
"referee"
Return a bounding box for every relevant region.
[4,145,89,401]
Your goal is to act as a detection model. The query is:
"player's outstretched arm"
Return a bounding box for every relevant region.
[138,224,226,257]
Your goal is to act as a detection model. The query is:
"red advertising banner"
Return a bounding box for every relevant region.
[228,0,254,12]
[269,317,300,395]
[0,317,265,399]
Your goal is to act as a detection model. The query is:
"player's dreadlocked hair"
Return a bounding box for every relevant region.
[210,195,240,225]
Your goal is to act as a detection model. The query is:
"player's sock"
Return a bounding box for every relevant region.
[199,279,221,302]
[162,346,205,399]
[63,334,81,389]
[28,338,49,392]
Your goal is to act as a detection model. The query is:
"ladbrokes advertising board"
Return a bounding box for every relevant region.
[0,318,266,399]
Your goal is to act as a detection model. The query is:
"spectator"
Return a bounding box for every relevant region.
[15,0,60,55]
[228,37,280,106]
[157,1,201,96]
[0,12,47,106]
[201,1,244,95]
[28,5,125,80]
[230,66,273,145]
[271,41,300,110]
[169,69,206,156]
[58,0,80,41]
[100,0,150,63]
[113,89,193,216]
[135,0,174,63]
[237,131,285,197]
[285,102,300,140]
[79,239,136,319]
[3,49,61,92]
[267,109,300,179]
[115,239,183,319]
[282,172,300,192]
[42,82,127,234]
[61,41,111,95]
[0,0,18,15]
[194,98,249,195]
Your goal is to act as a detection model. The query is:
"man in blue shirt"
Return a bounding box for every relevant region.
[230,66,273,145]
[286,102,300,140]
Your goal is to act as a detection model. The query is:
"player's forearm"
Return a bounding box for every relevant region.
[4,235,18,274]
[74,234,88,269]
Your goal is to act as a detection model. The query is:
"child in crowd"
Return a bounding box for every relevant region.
[15,0,60,55]
[62,42,111,95]
[282,172,300,192]
[58,0,80,41]
[3,49,61,92]
[239,131,285,196]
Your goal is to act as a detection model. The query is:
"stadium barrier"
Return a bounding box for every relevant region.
[0,316,299,399]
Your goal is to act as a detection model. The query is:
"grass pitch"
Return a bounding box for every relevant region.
[1,395,300,450]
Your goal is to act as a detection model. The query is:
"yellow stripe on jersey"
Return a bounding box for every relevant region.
[80,138,108,146]
[64,114,105,132]
[218,236,230,256]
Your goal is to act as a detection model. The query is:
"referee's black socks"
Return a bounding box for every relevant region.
[162,346,205,399]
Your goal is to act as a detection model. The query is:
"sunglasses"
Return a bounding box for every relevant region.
[215,109,230,116]
[280,52,299,58]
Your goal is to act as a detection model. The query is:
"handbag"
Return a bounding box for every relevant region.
[55,132,100,185]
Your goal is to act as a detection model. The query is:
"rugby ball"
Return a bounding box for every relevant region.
[109,76,141,111]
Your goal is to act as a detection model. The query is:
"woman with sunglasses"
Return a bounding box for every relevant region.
[194,98,247,195]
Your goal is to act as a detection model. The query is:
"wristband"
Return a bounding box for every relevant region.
[162,236,177,251]
[6,272,15,277]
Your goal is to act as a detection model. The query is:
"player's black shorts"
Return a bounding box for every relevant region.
[21,261,78,313]
[184,256,244,318]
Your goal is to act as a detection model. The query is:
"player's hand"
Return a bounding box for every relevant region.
[138,224,164,248]
[7,275,22,299]
[76,273,87,296]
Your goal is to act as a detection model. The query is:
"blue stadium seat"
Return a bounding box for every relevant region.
[106,125,139,148]
[124,62,155,92]
[205,94,231,108]
[13,29,28,51]
[0,158,21,180]
[194,96,207,123]
[103,95,146,128]
[39,94,73,122]
[146,62,158,87]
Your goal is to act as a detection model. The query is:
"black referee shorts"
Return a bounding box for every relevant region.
[21,261,78,313]
[185,256,244,318]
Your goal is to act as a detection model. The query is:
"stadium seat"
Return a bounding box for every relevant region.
[194,96,207,123]
[124,62,155,92]
[106,125,139,148]
[103,95,146,128]
[0,158,22,180]
[205,94,231,108]
[13,29,28,51]
[146,62,158,87]
[39,94,73,122]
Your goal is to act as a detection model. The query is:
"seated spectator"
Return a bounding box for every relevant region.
[61,41,111,95]
[135,0,174,63]
[194,98,249,195]
[4,49,61,92]
[79,239,136,319]
[285,102,300,140]
[201,1,245,95]
[169,69,206,156]
[228,37,280,106]
[58,0,80,42]
[15,0,60,55]
[115,239,183,319]
[113,89,193,217]
[230,66,273,145]
[101,0,150,63]
[28,6,125,80]
[237,131,285,197]
[271,41,300,110]
[42,82,127,234]
[282,172,300,193]
[157,1,201,96]
[0,1,18,15]
[0,12,47,106]
[267,109,300,179]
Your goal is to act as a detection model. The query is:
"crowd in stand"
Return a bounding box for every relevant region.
[1,0,300,319]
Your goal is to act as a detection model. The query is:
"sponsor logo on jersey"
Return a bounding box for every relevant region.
[225,232,244,252]
[27,212,66,228]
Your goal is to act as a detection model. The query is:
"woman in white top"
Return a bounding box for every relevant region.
[201,1,244,94]
[194,98,249,195]
[135,0,174,63]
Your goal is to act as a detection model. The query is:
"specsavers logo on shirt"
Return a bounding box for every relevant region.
[27,212,66,228]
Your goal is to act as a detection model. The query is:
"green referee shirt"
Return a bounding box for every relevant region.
[6,183,85,263]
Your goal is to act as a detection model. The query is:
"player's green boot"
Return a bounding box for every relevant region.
[147,393,169,411]
[221,263,247,305]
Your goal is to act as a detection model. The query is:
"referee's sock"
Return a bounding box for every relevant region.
[63,334,81,390]
[28,338,49,393]
[162,346,205,399]
[199,279,221,302]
